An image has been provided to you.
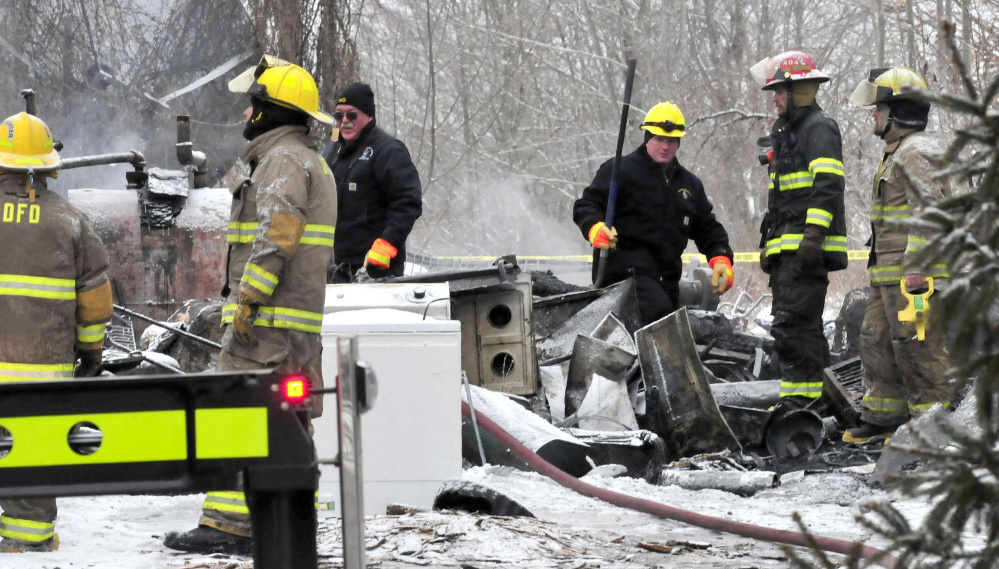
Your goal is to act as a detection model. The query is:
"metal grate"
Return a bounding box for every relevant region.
[106,314,137,353]
[826,356,864,395]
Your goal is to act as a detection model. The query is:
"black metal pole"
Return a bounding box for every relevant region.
[594,58,637,289]
[113,304,222,350]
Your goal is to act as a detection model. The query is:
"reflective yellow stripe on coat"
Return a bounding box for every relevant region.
[0,274,75,300]
[0,361,74,382]
[222,304,324,334]
[870,204,910,220]
[226,222,335,247]
[871,264,949,284]
[76,322,107,344]
[765,234,847,257]
[300,224,335,247]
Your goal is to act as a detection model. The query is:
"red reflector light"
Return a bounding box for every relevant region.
[281,376,310,404]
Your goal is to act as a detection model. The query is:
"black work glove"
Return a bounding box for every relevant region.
[797,225,826,269]
[75,348,103,377]
[759,248,772,274]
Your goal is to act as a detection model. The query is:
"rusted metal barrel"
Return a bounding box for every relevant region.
[69,187,230,326]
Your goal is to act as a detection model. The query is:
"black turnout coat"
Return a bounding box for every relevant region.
[574,144,732,284]
[323,120,422,272]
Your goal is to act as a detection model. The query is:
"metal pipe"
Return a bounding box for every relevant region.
[20,89,36,115]
[176,115,208,188]
[462,402,897,568]
[461,372,488,466]
[337,337,367,569]
[112,304,222,350]
[61,151,146,171]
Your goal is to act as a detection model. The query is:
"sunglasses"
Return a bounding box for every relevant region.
[333,111,359,123]
[642,120,685,132]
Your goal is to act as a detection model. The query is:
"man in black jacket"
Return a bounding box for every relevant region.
[574,101,734,325]
[750,51,848,407]
[322,82,422,281]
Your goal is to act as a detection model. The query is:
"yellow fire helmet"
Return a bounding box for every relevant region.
[850,67,927,107]
[229,54,333,124]
[0,112,62,173]
[640,102,686,138]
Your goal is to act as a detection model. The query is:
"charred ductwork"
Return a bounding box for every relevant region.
[176,115,209,188]
[139,168,189,229]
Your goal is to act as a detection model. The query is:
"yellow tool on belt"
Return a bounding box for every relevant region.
[898,277,934,341]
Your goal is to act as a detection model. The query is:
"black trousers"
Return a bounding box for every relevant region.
[768,254,830,399]
[633,274,680,326]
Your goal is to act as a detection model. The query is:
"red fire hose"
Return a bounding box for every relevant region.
[462,401,896,568]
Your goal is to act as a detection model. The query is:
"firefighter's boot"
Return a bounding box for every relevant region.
[843,421,906,445]
[0,534,59,552]
[163,525,253,556]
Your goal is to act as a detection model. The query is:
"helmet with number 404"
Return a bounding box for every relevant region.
[750,50,830,91]
[0,112,62,173]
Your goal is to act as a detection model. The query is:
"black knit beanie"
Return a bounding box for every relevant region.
[336,82,376,117]
[243,97,309,141]
[643,130,681,146]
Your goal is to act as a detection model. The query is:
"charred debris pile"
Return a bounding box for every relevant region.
[115,256,908,497]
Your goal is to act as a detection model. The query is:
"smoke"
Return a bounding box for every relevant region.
[412,175,593,284]
[1,0,260,193]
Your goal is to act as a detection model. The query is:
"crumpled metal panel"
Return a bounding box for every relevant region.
[635,308,739,458]
[564,335,636,418]
[590,312,636,355]
[536,278,641,360]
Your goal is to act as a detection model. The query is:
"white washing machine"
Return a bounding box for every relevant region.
[315,301,462,517]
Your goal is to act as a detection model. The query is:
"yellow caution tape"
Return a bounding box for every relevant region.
[424,251,872,264]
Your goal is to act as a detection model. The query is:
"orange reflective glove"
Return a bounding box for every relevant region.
[364,238,398,269]
[588,222,618,250]
[709,256,734,294]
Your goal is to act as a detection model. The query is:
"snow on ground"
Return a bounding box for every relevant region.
[2,465,938,569]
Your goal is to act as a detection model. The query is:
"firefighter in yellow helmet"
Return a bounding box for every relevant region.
[163,55,337,555]
[0,112,112,553]
[843,67,952,444]
[750,50,847,409]
[574,102,734,325]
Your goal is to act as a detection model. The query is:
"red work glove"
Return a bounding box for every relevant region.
[709,256,734,294]
[588,222,618,250]
[364,238,398,269]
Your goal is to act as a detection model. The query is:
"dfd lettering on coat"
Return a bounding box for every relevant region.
[2,202,42,224]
